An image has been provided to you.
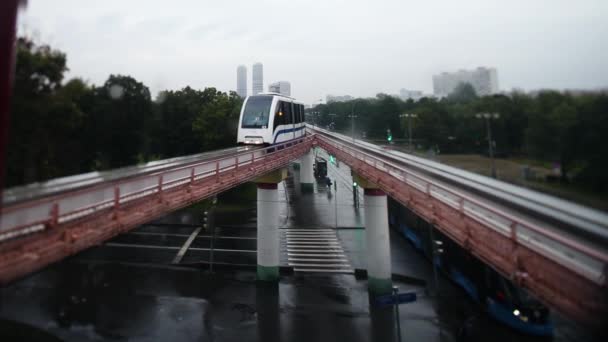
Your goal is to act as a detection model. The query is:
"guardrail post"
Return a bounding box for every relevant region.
[235,156,239,172]
[157,175,163,203]
[216,161,220,181]
[112,186,121,220]
[427,183,437,224]
[49,203,59,228]
[190,168,195,184]
[510,222,518,242]
[114,186,120,209]
[458,198,471,248]
[510,222,520,273]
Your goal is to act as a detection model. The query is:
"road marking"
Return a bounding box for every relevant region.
[293,268,354,274]
[288,263,352,267]
[287,241,341,246]
[283,226,353,274]
[288,253,347,257]
[288,258,348,262]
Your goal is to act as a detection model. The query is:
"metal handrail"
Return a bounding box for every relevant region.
[309,124,608,240]
[0,137,312,238]
[315,134,608,283]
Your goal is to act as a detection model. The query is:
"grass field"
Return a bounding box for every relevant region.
[435,154,608,211]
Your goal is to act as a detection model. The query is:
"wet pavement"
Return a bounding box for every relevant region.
[0,154,596,341]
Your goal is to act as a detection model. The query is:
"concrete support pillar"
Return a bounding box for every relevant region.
[255,168,287,282]
[300,149,314,193]
[364,188,392,297]
[353,172,392,298]
[257,183,279,281]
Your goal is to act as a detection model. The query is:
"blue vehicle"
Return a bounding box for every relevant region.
[388,198,553,337]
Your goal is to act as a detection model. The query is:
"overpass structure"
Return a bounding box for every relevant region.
[0,126,606,329]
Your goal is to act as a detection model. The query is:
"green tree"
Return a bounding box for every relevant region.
[89,75,152,168]
[448,82,477,103]
[192,88,242,150]
[7,37,71,185]
[157,87,208,157]
[573,94,608,191]
[526,92,579,180]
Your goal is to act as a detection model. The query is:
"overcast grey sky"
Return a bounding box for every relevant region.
[18,0,608,104]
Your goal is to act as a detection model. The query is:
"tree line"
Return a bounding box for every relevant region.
[5,37,608,196]
[309,83,608,193]
[6,37,242,187]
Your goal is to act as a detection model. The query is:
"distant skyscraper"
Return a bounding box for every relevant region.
[236,65,247,98]
[268,81,291,96]
[432,67,498,97]
[252,62,263,95]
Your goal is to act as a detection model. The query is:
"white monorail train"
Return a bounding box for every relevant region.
[237,93,306,145]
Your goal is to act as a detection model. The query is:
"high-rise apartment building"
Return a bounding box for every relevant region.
[433,67,498,97]
[252,62,263,95]
[268,81,291,96]
[236,65,247,98]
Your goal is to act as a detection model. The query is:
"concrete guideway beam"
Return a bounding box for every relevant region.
[316,135,608,329]
[0,140,311,285]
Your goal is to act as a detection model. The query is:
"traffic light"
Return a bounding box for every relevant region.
[387,129,393,142]
[329,155,336,165]
[353,181,358,187]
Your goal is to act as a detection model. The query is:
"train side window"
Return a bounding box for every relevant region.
[274,101,285,130]
[298,104,303,123]
[285,102,292,124]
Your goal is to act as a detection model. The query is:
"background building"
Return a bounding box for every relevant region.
[236,65,247,98]
[268,81,291,96]
[252,62,263,95]
[399,89,424,101]
[433,67,498,97]
[326,94,354,103]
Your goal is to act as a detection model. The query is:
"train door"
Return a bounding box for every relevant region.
[273,100,285,144]
[298,104,304,137]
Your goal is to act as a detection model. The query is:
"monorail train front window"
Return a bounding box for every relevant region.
[241,96,273,129]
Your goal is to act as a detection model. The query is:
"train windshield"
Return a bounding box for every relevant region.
[241,96,273,129]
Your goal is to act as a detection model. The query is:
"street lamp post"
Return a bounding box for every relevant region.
[476,112,500,178]
[400,113,417,152]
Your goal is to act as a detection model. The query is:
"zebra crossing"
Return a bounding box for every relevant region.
[283,228,353,274]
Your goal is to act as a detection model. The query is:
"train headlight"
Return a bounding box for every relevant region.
[513,309,520,316]
[244,136,264,145]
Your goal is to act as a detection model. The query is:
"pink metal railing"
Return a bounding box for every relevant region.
[0,137,311,241]
[316,135,608,285]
